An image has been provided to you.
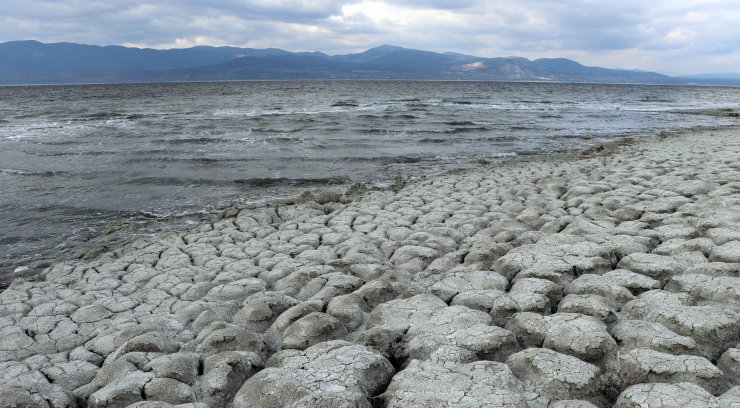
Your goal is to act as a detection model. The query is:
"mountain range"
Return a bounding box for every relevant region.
[0,40,738,85]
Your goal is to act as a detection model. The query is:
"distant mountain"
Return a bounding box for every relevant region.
[0,41,727,85]
[0,40,288,70]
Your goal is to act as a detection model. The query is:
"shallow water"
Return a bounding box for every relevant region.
[1,81,739,274]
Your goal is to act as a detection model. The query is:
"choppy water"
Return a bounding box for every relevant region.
[1,81,739,275]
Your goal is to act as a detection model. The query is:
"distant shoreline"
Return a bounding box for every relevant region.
[2,78,740,88]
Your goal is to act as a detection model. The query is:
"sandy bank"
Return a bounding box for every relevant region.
[0,127,739,407]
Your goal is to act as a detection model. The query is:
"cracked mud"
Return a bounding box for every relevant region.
[1,128,739,407]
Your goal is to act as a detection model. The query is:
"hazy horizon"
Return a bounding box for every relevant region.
[1,1,739,76]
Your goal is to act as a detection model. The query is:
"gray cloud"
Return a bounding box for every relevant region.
[0,0,738,74]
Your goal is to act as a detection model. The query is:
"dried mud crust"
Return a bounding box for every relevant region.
[1,128,740,407]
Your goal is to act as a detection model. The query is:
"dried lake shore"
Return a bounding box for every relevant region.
[1,126,739,407]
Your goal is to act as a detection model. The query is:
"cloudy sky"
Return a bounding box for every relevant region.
[1,0,739,75]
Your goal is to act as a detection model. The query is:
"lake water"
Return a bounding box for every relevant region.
[1,81,739,275]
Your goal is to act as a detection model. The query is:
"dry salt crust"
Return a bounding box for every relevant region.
[1,128,740,408]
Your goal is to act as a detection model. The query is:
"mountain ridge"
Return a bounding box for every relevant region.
[0,41,737,85]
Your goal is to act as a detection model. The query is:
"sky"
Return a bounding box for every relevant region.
[1,0,739,75]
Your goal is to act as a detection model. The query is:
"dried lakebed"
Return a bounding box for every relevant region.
[1,128,739,408]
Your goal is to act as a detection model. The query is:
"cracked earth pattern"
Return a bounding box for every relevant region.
[1,129,739,407]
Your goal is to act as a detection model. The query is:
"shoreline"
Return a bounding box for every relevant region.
[3,119,729,286]
[0,127,643,288]
[3,78,740,88]
[2,82,738,284]
[0,124,739,407]
[0,125,607,286]
[0,116,724,286]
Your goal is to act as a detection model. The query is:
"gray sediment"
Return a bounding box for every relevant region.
[1,127,739,407]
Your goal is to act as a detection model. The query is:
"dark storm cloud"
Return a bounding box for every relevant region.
[0,0,738,74]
